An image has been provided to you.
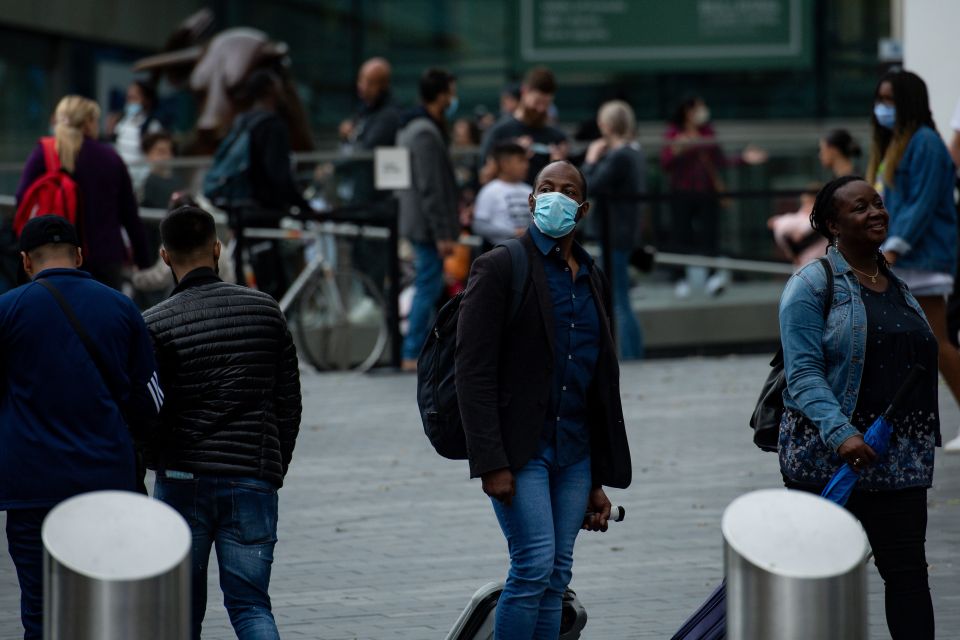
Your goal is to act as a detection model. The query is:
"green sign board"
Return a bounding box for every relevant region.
[519,0,813,71]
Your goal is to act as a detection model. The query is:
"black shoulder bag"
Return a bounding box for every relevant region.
[750,257,833,451]
[38,279,149,493]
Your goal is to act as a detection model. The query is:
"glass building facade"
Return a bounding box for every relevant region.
[0,0,891,161]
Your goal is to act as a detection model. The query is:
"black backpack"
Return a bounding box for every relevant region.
[417,239,529,459]
[750,257,833,451]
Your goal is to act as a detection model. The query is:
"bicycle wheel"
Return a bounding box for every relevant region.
[293,267,389,372]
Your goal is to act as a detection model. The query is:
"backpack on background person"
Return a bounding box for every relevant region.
[202,111,271,208]
[13,137,79,236]
[416,239,528,459]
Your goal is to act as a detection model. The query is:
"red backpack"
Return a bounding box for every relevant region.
[14,137,79,236]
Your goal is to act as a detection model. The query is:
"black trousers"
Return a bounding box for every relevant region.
[669,193,720,256]
[247,239,289,301]
[786,483,934,640]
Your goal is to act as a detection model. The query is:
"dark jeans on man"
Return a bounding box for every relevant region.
[247,239,289,302]
[5,508,50,640]
[786,483,934,640]
[402,241,444,361]
[154,473,281,640]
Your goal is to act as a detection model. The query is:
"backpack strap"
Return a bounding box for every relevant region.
[236,110,272,135]
[40,137,60,173]
[497,238,530,323]
[818,256,834,320]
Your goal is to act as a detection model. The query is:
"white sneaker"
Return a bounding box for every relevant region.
[944,433,960,452]
[706,270,731,297]
[674,280,691,298]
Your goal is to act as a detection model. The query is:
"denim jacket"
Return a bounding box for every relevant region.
[779,248,926,452]
[879,126,958,274]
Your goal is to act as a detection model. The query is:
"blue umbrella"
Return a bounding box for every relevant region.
[821,364,927,506]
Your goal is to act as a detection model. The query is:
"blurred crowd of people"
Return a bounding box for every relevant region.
[11,58,960,372]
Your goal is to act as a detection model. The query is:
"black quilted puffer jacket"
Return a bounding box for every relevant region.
[142,268,301,487]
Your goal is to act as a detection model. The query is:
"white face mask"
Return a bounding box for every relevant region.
[691,105,710,126]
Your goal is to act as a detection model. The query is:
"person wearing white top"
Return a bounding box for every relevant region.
[472,142,532,246]
[113,81,164,194]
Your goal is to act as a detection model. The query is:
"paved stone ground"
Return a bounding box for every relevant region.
[1,355,958,639]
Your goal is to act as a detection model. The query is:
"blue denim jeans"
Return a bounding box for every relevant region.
[491,444,592,640]
[612,249,643,360]
[402,241,445,360]
[154,473,280,640]
[5,508,49,640]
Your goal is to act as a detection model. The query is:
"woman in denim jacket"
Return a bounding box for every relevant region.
[779,176,938,639]
[867,70,960,453]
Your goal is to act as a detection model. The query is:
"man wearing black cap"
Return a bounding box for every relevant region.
[0,215,161,639]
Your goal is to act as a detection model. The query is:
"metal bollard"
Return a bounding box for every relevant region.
[722,489,870,640]
[42,490,191,639]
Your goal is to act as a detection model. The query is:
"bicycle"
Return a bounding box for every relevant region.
[244,220,389,372]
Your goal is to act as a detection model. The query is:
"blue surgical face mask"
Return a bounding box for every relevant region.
[532,192,583,238]
[125,102,143,118]
[874,103,896,129]
[444,95,459,120]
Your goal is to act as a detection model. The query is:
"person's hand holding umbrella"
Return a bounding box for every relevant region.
[837,434,877,473]
[822,364,927,506]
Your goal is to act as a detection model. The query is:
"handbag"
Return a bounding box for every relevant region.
[38,278,149,493]
[750,257,833,451]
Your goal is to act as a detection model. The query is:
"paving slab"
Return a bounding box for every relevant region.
[1,355,958,639]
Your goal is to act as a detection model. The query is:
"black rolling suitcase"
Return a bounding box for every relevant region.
[445,506,625,639]
[444,583,588,640]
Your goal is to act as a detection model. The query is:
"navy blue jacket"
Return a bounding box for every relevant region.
[0,269,160,510]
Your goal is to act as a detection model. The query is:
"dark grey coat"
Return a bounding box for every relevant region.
[582,142,646,251]
[396,115,459,244]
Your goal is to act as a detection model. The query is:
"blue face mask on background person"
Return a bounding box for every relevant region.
[533,192,583,238]
[445,96,459,120]
[125,102,143,118]
[874,103,896,129]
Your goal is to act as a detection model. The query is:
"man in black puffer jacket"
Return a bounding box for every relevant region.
[143,205,301,640]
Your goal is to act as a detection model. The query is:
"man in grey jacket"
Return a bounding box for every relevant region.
[396,67,460,371]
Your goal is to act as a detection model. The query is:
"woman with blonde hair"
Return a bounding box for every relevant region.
[583,100,646,359]
[866,71,960,452]
[16,95,152,290]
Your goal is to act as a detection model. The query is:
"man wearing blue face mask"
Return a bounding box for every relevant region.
[456,160,632,640]
[397,68,461,371]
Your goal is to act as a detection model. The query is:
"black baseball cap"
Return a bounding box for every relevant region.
[19,216,80,253]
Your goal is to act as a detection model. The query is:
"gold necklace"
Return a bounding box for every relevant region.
[848,262,880,284]
[837,249,880,283]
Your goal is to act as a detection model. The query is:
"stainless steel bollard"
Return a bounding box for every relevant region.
[722,489,870,640]
[42,490,191,639]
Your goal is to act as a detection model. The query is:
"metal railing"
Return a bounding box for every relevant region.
[0,144,815,360]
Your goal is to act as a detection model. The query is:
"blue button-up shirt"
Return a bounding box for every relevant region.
[530,224,601,466]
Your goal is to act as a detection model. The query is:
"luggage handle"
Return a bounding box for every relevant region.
[585,505,625,523]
